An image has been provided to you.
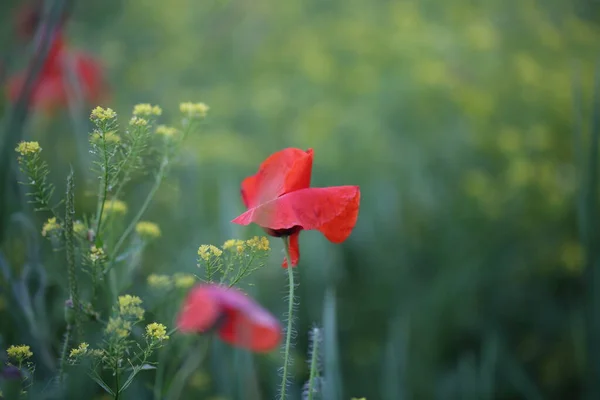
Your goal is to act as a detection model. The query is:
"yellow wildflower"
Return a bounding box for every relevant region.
[155,125,178,137]
[189,370,211,390]
[42,217,60,237]
[105,317,132,338]
[90,246,105,262]
[246,236,270,251]
[15,141,41,156]
[90,106,117,121]
[173,273,195,289]
[145,322,169,341]
[129,116,148,126]
[222,239,245,251]
[103,199,128,215]
[91,131,121,144]
[147,274,172,289]
[73,220,87,235]
[198,244,223,261]
[179,102,209,118]
[6,345,33,362]
[118,295,144,320]
[132,103,162,117]
[69,342,89,359]
[135,221,161,239]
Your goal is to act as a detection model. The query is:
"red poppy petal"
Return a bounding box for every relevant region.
[282,231,300,268]
[240,148,313,208]
[211,286,281,352]
[73,52,105,102]
[177,285,220,333]
[232,186,360,243]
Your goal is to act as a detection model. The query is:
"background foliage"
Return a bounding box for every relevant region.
[1,0,600,399]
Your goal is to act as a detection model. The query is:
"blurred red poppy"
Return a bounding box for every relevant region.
[232,148,360,267]
[6,32,108,114]
[177,284,281,353]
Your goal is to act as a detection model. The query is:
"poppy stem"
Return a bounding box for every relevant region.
[280,236,296,400]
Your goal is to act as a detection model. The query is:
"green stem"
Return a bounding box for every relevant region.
[58,324,72,383]
[95,132,110,236]
[115,361,120,400]
[165,338,210,400]
[280,236,296,400]
[307,328,320,400]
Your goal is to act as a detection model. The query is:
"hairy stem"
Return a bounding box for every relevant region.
[58,324,72,383]
[307,328,320,400]
[280,236,296,400]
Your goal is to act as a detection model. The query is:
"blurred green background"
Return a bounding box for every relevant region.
[2,0,600,399]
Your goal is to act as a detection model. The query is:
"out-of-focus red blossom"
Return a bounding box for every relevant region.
[232,148,360,267]
[6,32,108,114]
[177,284,281,353]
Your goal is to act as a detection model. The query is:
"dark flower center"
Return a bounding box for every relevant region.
[263,225,302,238]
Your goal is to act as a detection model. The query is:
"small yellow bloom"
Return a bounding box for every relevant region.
[147,274,172,289]
[90,106,117,121]
[155,125,179,137]
[90,246,105,262]
[6,345,33,362]
[105,317,132,338]
[15,141,42,156]
[69,342,89,359]
[198,244,223,261]
[135,221,161,239]
[118,295,145,320]
[145,322,169,341]
[91,131,121,144]
[179,102,209,118]
[73,220,87,235]
[42,217,60,237]
[173,273,195,289]
[133,103,162,117]
[246,236,270,251]
[103,199,128,215]
[129,116,149,126]
[222,239,245,251]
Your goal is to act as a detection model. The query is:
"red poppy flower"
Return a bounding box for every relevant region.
[177,284,281,353]
[6,33,108,114]
[232,148,360,267]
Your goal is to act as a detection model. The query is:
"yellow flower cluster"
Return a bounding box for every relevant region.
[135,221,161,239]
[180,102,209,118]
[246,236,270,251]
[198,244,223,261]
[6,345,33,362]
[155,125,178,137]
[69,342,89,359]
[103,199,128,215]
[129,116,149,126]
[73,221,87,235]
[223,239,245,252]
[145,322,169,341]
[15,141,41,156]
[106,317,132,338]
[118,295,145,320]
[42,217,60,237]
[147,274,172,289]
[133,103,162,117]
[222,236,270,252]
[90,106,117,121]
[91,131,121,144]
[173,273,196,289]
[90,246,105,262]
